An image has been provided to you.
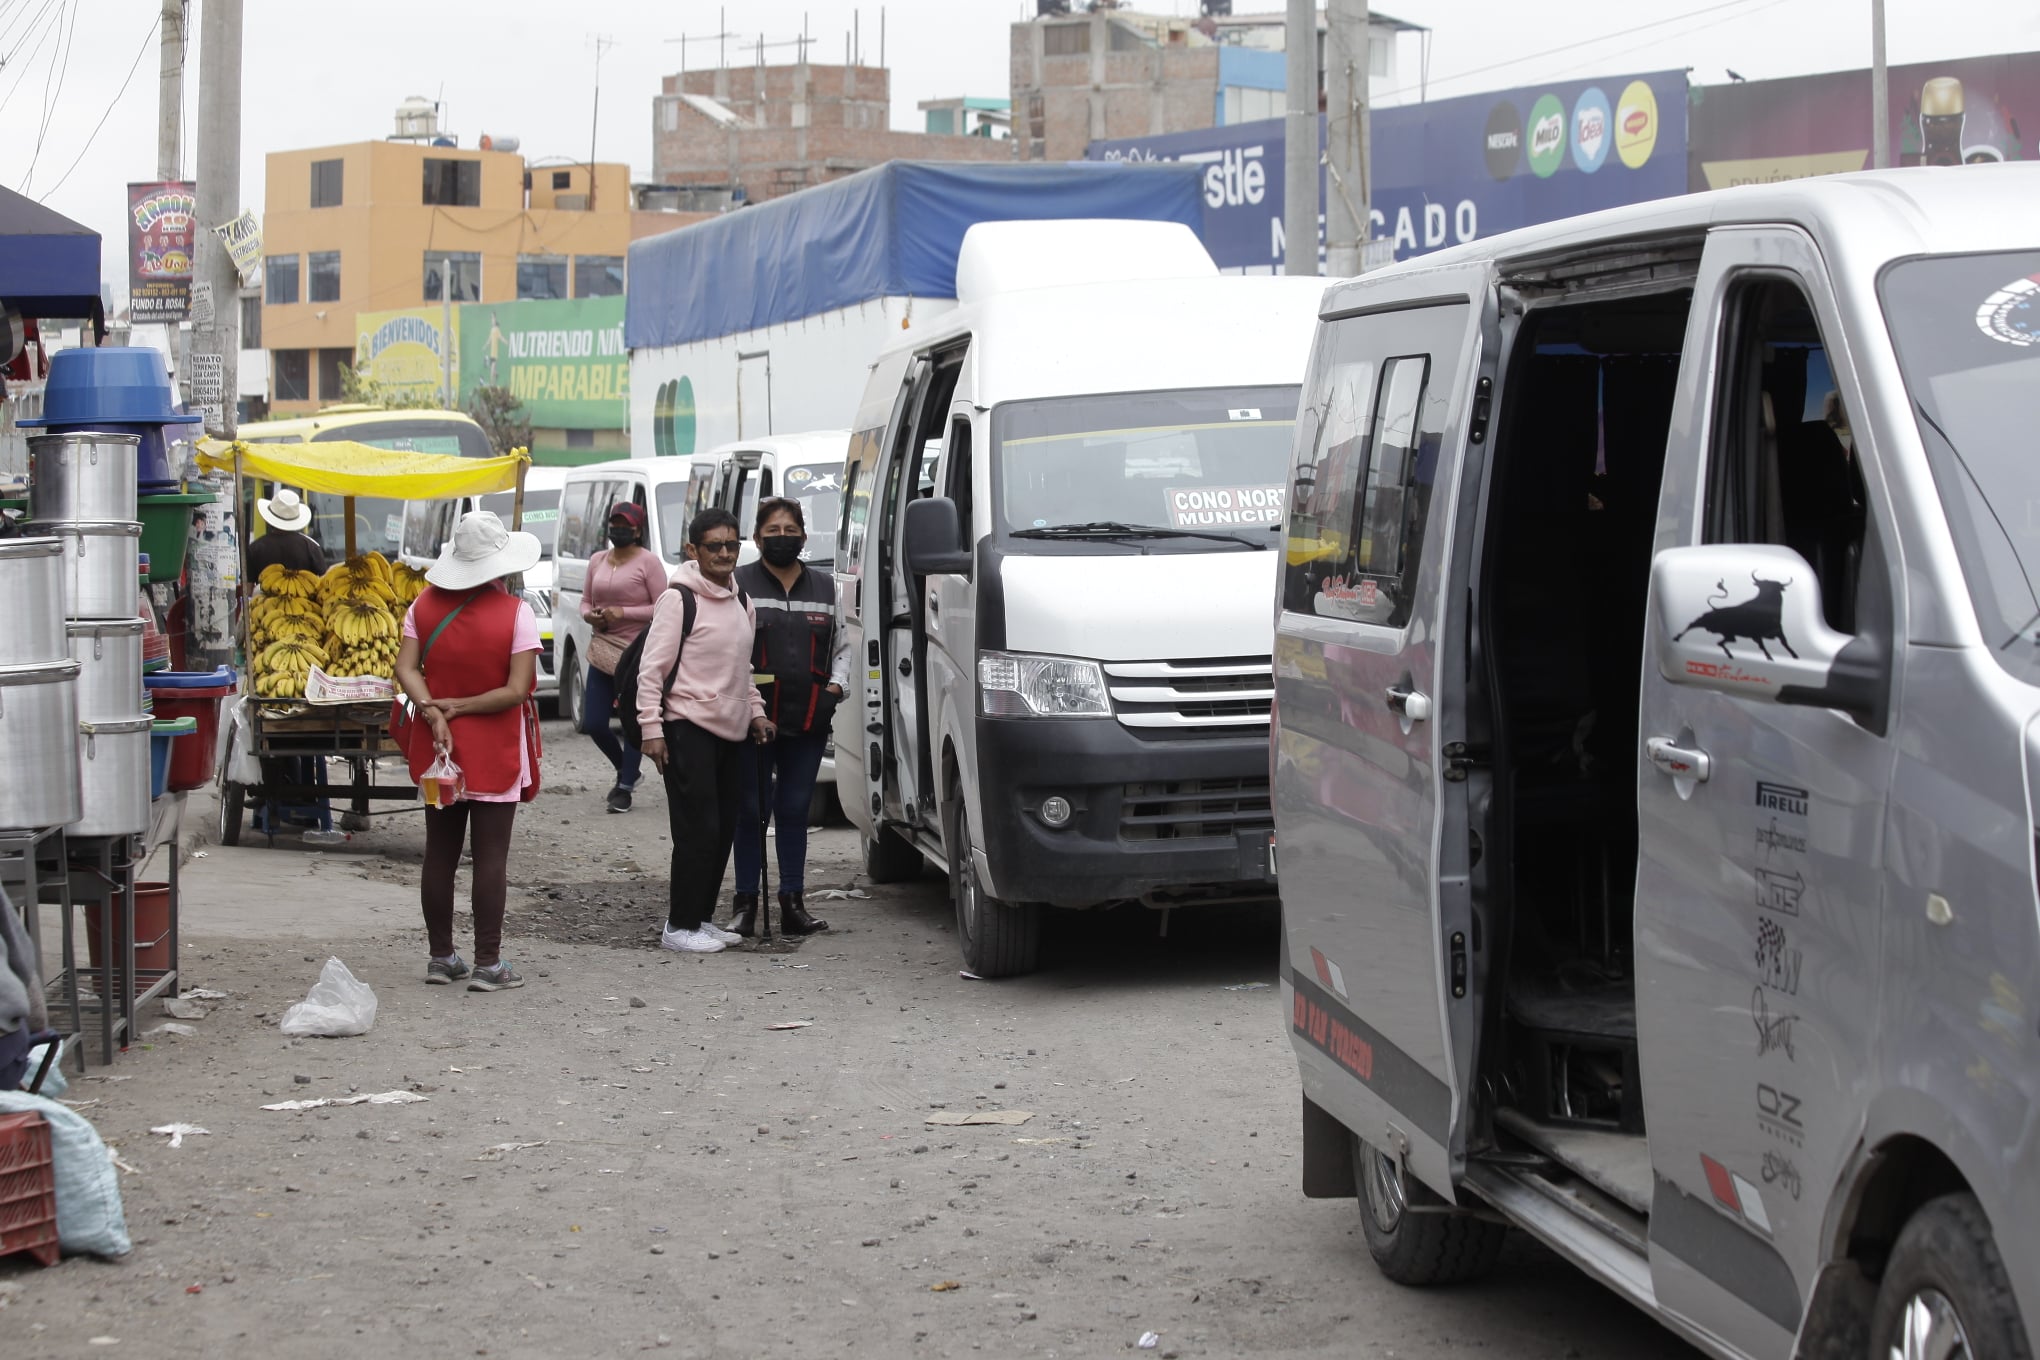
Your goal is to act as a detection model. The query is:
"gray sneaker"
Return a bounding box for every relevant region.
[468,962,525,991]
[426,955,470,985]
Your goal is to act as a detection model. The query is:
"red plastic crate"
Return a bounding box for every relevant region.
[0,1110,59,1268]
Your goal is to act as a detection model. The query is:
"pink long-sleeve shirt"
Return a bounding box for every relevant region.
[581,547,670,646]
[636,560,766,742]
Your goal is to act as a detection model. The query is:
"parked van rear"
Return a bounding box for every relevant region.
[553,458,692,729]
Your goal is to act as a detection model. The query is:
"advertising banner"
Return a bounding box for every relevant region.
[127,181,197,322]
[214,210,263,287]
[354,306,459,403]
[459,297,628,428]
[1087,70,1688,271]
[1688,53,2040,191]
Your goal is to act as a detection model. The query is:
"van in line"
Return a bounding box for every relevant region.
[836,219,1323,977]
[1271,167,2037,1357]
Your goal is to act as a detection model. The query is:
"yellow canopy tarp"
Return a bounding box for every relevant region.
[197,439,527,499]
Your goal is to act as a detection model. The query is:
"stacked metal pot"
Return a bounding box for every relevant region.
[22,432,150,838]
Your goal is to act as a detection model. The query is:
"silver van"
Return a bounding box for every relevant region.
[1272,167,2037,1356]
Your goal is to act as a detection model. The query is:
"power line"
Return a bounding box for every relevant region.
[1541,0,1793,85]
[38,11,158,203]
[22,0,77,193]
[0,0,59,117]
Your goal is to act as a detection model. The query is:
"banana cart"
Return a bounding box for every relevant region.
[194,439,529,846]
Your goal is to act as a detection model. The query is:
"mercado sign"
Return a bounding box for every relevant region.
[1087,71,1687,271]
[128,180,197,322]
[353,306,459,402]
[459,296,627,429]
[1688,52,2040,190]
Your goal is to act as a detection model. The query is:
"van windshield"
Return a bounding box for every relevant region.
[779,462,842,568]
[480,489,560,557]
[993,386,1299,548]
[1881,251,2040,676]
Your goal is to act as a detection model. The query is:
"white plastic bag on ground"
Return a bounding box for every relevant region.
[279,957,378,1037]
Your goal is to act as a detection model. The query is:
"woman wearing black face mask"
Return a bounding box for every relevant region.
[578,502,667,812]
[728,497,845,936]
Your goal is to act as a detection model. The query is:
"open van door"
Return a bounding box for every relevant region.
[1274,263,1498,1206]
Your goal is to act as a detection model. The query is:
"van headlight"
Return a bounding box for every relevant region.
[979,650,1111,718]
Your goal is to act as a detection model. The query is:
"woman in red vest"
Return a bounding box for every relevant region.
[393,510,545,991]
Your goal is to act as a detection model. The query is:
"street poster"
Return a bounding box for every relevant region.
[215,210,263,287]
[458,297,628,429]
[353,306,459,404]
[128,180,197,323]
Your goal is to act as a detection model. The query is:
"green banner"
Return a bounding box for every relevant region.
[459,297,628,429]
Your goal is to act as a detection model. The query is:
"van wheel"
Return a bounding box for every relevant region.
[217,781,244,847]
[809,782,841,827]
[1870,1194,2031,1360]
[862,825,921,884]
[944,785,1040,977]
[1355,1137,1506,1286]
[560,649,583,731]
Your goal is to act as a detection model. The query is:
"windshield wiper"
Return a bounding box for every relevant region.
[1009,521,1265,549]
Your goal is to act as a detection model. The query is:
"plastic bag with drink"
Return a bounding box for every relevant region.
[420,744,465,807]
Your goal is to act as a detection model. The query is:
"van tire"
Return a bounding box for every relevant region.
[945,785,1040,977]
[1354,1137,1506,1287]
[1869,1194,2031,1360]
[559,647,584,732]
[862,825,922,884]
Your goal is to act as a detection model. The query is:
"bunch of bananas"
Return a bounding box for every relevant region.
[252,638,328,698]
[392,561,428,605]
[319,552,403,680]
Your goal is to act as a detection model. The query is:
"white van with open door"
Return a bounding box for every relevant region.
[1273,169,2040,1357]
[837,219,1322,976]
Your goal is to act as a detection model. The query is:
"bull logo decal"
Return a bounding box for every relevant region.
[1676,574,1799,661]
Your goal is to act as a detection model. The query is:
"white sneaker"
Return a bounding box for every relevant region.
[700,922,743,945]
[659,925,726,954]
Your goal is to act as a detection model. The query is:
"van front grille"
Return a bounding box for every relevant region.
[1104,656,1272,735]
[1120,777,1273,842]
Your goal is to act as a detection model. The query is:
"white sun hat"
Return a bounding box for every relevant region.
[425,509,542,590]
[256,487,313,532]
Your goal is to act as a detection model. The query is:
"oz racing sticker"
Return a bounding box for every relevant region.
[1975,272,2040,346]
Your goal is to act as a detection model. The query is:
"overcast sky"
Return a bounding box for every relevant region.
[10,0,2038,300]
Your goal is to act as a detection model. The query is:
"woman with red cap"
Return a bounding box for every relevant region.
[579,501,667,812]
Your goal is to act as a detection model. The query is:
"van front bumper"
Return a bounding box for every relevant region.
[974,715,1275,909]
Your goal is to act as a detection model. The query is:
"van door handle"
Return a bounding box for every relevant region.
[1646,736,1711,783]
[1384,684,1431,722]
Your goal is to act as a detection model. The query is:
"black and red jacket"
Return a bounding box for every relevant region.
[735,560,844,736]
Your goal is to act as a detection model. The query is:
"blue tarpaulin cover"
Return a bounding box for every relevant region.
[0,185,101,324]
[625,160,1205,351]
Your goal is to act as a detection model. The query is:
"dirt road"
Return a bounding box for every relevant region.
[4,719,1699,1359]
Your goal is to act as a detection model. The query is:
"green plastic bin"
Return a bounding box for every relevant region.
[137,491,217,583]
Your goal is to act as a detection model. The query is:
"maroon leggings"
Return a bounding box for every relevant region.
[421,800,518,967]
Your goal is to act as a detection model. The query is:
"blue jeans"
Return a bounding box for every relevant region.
[580,662,643,789]
[734,731,828,895]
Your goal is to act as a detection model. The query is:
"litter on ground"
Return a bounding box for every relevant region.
[260,1089,429,1112]
[149,1123,208,1147]
[925,1110,1033,1127]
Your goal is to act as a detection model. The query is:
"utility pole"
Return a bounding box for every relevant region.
[589,34,616,212]
[1323,0,1371,277]
[1870,0,1890,169]
[442,256,455,408]
[157,0,184,180]
[191,0,243,668]
[1282,0,1317,275]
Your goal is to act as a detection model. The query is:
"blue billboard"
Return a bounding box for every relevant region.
[1087,70,1689,271]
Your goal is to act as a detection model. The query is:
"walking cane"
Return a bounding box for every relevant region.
[756,739,774,942]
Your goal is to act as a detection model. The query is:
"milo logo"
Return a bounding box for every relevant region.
[1527,93,1567,179]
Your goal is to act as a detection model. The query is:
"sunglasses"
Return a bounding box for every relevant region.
[697,540,741,556]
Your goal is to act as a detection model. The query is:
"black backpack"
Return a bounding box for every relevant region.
[609,581,749,747]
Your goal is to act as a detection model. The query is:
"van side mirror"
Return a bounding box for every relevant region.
[1650,544,1885,725]
[903,496,972,577]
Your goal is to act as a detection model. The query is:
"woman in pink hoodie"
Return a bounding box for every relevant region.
[579,502,667,813]
[637,507,775,954]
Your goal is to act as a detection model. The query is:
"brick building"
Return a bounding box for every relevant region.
[1011,7,1417,163]
[652,62,1012,204]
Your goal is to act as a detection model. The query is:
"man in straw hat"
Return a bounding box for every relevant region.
[248,486,329,576]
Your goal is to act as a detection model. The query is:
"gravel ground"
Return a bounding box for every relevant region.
[1,718,1701,1360]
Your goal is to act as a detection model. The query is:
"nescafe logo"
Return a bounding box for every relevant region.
[1484,102,1523,180]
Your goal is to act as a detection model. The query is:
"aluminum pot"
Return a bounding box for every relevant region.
[0,660,82,831]
[67,619,146,723]
[0,538,67,666]
[74,715,153,837]
[27,431,141,524]
[25,520,142,620]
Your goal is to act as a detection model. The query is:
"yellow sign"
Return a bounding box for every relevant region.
[1615,80,1659,170]
[1698,151,1871,191]
[354,306,459,400]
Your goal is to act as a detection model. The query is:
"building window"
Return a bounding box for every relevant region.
[274,349,310,402]
[1043,22,1089,56]
[308,250,341,303]
[310,158,344,208]
[239,293,262,348]
[552,170,573,190]
[422,158,481,207]
[574,255,624,298]
[565,428,595,449]
[317,348,354,401]
[423,251,482,303]
[1222,86,1285,125]
[265,255,299,305]
[517,254,568,300]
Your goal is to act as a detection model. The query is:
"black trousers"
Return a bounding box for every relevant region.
[660,719,743,931]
